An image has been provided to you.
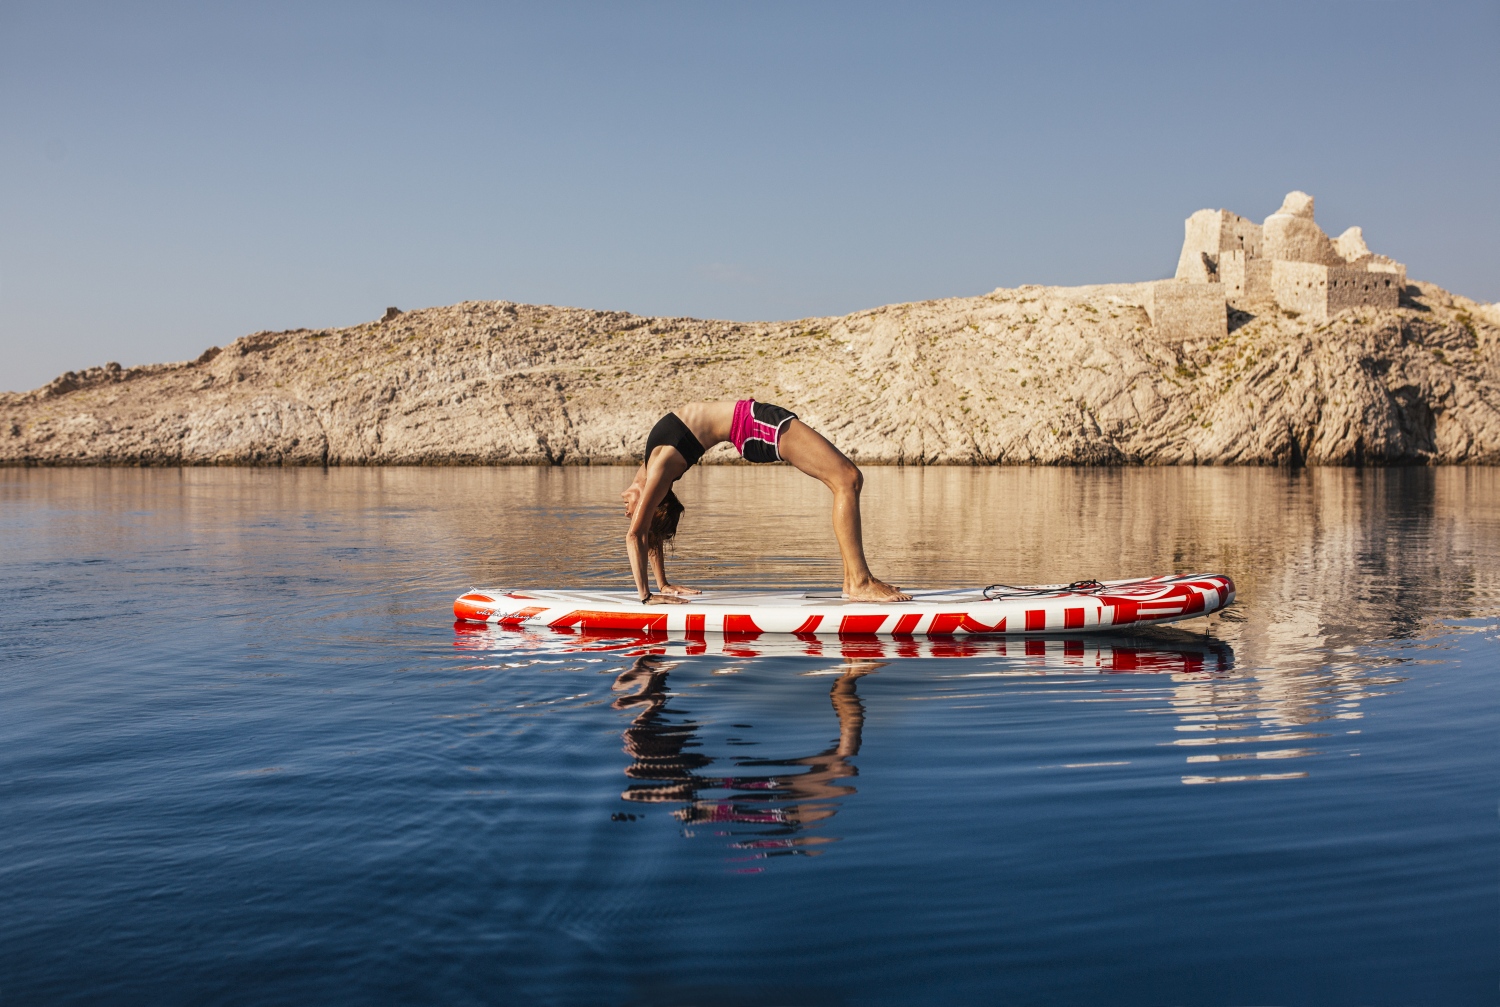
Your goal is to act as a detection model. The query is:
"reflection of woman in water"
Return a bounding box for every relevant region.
[620,400,909,604]
[611,655,880,856]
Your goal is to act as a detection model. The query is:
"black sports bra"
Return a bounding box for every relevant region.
[644,412,707,467]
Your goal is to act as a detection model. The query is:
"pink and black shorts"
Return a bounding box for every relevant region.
[729,399,797,463]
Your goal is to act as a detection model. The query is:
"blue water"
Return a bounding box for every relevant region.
[1,466,1495,1005]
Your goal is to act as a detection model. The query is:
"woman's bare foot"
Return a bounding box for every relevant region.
[659,584,702,597]
[842,577,911,602]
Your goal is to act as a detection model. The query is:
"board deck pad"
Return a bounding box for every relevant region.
[453,573,1234,636]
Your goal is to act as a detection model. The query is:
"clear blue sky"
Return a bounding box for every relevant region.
[2,1,1496,391]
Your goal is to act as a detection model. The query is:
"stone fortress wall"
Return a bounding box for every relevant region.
[1146,190,1408,343]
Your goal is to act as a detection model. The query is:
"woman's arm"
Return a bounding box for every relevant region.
[648,546,669,593]
[625,461,684,605]
[648,546,701,597]
[620,464,646,520]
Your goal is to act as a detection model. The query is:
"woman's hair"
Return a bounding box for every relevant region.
[646,490,684,551]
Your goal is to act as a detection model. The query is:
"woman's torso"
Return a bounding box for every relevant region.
[670,401,736,454]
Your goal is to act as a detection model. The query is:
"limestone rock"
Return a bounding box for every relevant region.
[1335,226,1372,263]
[1276,191,1316,219]
[1263,194,1343,267]
[4,281,1497,468]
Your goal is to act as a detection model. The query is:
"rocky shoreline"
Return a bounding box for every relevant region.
[3,280,1498,467]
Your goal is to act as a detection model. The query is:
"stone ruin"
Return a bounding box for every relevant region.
[1144,190,1407,343]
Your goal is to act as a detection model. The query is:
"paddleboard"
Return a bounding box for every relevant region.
[453,573,1233,636]
[454,619,1234,671]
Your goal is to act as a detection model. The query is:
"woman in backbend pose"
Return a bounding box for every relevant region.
[621,399,909,604]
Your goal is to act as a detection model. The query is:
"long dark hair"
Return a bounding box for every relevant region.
[646,490,684,551]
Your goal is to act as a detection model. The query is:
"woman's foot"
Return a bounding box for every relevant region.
[842,577,911,602]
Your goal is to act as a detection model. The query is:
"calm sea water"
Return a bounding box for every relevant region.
[1,466,1495,1006]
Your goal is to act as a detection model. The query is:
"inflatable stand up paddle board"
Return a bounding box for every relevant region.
[453,573,1233,636]
[453,619,1236,670]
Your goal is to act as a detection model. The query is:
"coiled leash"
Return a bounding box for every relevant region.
[982,579,1105,601]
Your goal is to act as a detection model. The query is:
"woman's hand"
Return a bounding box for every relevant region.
[641,593,687,605]
[658,583,702,597]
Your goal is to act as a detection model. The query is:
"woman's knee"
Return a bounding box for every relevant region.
[832,461,863,496]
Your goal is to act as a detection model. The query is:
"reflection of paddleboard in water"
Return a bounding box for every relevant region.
[453,621,1236,671]
[453,573,1234,636]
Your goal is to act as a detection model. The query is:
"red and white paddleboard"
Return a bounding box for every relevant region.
[452,573,1234,636]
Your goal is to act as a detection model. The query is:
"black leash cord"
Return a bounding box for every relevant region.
[983,579,1104,601]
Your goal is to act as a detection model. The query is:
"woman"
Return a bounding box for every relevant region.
[621,399,909,604]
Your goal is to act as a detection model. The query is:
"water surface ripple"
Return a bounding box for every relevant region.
[1,467,1495,1005]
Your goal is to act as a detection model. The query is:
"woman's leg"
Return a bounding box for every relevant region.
[776,420,910,602]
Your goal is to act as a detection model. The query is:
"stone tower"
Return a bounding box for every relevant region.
[1167,191,1407,325]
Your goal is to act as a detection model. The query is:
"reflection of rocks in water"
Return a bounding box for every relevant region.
[1166,658,1406,745]
[1208,470,1498,657]
[1165,524,1414,774]
[864,466,1495,768]
[612,656,877,858]
[1171,469,1473,754]
[1167,669,1399,786]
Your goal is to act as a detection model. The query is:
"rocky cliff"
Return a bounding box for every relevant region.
[4,281,1498,466]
